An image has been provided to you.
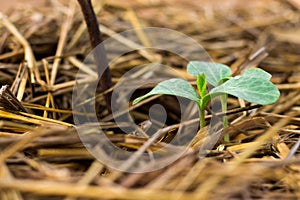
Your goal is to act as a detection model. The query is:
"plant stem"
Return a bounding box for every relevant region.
[199,106,206,129]
[77,0,113,112]
[220,94,229,142]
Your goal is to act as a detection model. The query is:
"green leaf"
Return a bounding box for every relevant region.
[242,68,272,80]
[196,74,207,98]
[209,76,280,105]
[217,77,231,85]
[187,61,232,87]
[132,78,200,105]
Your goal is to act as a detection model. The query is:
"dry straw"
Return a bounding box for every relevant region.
[0,0,300,199]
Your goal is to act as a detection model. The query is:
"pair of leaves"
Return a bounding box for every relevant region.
[133,61,280,106]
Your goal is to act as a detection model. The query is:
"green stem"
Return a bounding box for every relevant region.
[220,94,228,127]
[220,94,229,142]
[199,106,206,129]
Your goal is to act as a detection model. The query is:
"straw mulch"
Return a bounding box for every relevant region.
[0,0,300,199]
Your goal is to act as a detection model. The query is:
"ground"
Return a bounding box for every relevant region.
[0,0,300,199]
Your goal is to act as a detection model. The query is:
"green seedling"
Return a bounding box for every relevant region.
[133,61,280,142]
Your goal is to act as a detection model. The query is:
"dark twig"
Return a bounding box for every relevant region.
[77,0,113,111]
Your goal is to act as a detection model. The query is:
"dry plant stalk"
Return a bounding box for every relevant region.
[0,12,42,99]
[77,0,113,111]
[0,85,27,113]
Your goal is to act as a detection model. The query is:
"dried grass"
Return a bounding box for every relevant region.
[0,0,300,199]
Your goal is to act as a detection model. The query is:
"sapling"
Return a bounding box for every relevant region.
[133,61,280,141]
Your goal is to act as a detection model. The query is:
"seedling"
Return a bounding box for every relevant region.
[133,61,280,141]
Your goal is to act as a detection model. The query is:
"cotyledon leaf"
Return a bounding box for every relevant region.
[132,78,200,105]
[242,68,272,80]
[209,76,280,105]
[216,68,272,85]
[187,61,232,87]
